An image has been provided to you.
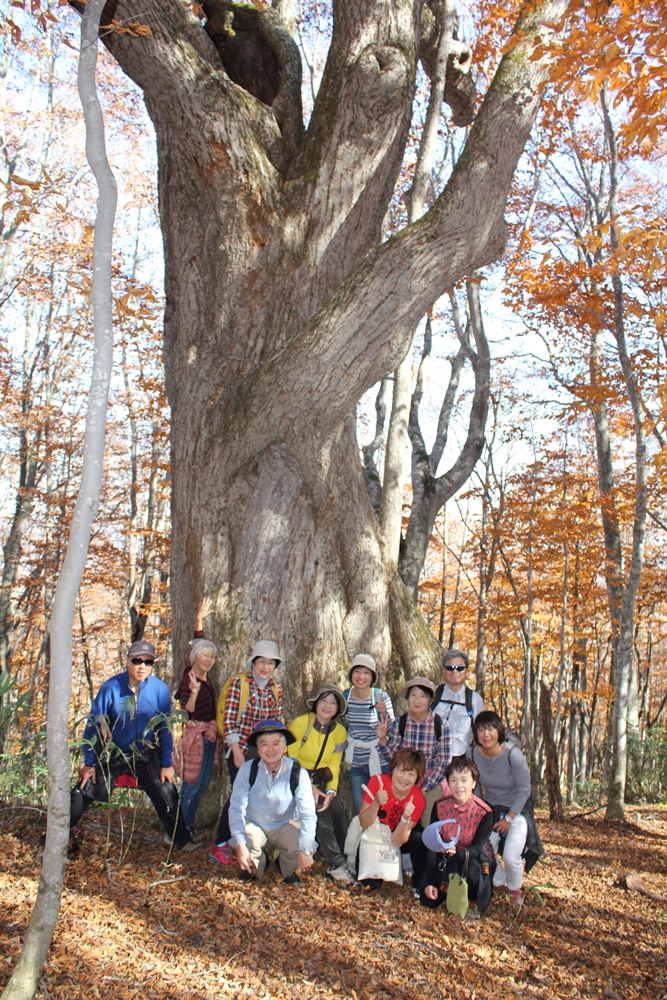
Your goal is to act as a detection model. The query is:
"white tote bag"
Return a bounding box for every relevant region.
[357,819,403,885]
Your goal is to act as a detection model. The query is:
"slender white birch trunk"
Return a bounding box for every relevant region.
[1,2,116,996]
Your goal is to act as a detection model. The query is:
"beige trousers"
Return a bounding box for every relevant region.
[244,819,302,878]
[422,784,444,826]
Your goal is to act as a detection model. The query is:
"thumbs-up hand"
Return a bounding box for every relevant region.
[376,783,389,806]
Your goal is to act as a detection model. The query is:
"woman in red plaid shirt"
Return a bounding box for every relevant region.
[377,676,452,829]
[210,640,283,865]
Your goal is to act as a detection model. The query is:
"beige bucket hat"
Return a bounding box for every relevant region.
[399,675,436,702]
[306,684,347,720]
[348,653,379,687]
[246,639,283,669]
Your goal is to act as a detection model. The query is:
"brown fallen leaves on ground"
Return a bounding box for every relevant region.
[1,806,666,1000]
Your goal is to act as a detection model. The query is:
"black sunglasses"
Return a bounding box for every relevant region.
[444,664,466,672]
[130,657,154,666]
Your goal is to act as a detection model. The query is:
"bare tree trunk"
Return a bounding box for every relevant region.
[600,86,647,822]
[540,679,564,821]
[473,408,501,700]
[1,2,116,995]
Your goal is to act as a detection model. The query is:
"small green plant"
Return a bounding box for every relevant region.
[527,882,557,904]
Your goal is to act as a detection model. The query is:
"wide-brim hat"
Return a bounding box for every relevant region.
[128,639,156,659]
[306,685,347,719]
[348,653,379,688]
[399,675,436,701]
[246,719,296,748]
[246,639,283,670]
[422,819,461,853]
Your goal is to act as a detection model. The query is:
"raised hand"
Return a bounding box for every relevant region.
[195,596,214,629]
[403,795,415,819]
[376,718,388,744]
[188,669,202,698]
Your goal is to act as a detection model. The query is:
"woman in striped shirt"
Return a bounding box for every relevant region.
[343,654,394,813]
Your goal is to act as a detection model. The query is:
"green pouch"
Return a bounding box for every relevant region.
[446,850,469,918]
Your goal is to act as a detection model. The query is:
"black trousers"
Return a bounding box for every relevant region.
[70,748,192,849]
[418,854,494,912]
[314,794,348,869]
[214,746,258,845]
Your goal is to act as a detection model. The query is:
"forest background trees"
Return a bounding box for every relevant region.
[0,0,666,832]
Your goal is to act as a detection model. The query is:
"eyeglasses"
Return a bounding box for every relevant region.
[130,657,154,666]
[444,664,466,672]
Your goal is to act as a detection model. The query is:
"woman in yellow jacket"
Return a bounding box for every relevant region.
[288,684,354,885]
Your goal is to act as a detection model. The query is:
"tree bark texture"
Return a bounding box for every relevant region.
[93,0,571,700]
[2,2,116,998]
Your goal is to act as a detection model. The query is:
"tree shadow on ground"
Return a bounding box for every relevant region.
[1,807,666,1000]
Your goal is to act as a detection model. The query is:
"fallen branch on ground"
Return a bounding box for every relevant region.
[618,871,667,903]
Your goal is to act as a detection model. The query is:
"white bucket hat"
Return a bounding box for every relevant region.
[246,639,283,670]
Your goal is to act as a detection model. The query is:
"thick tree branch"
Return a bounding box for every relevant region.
[88,1,287,174]
[231,0,571,453]
[418,0,476,127]
[290,0,418,280]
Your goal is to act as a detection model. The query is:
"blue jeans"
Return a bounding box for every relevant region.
[348,766,371,814]
[348,761,390,815]
[179,735,216,831]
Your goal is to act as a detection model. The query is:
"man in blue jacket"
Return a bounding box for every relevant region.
[69,639,195,850]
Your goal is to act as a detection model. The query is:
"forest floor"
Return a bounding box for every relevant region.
[0,805,666,1000]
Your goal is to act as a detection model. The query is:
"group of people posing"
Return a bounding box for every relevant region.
[65,599,543,917]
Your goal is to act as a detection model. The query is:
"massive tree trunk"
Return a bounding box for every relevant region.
[96,0,570,700]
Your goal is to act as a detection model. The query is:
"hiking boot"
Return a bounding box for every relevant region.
[283,873,302,886]
[326,865,356,885]
[466,904,481,920]
[210,843,236,866]
[239,870,257,883]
